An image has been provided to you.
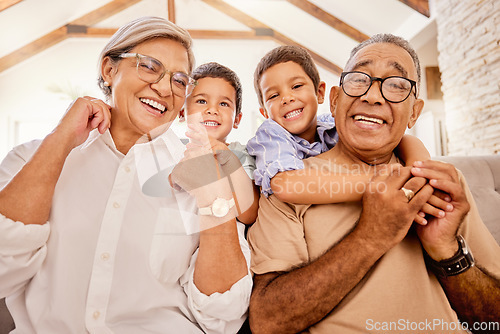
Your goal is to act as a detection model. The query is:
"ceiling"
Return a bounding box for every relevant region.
[0,0,438,153]
[0,0,433,75]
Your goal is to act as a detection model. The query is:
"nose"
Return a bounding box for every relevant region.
[361,80,385,105]
[281,90,295,105]
[150,74,173,98]
[204,105,219,115]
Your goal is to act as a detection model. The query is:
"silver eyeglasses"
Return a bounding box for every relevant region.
[119,53,197,97]
[340,71,417,103]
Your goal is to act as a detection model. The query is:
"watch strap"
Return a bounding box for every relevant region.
[424,235,475,277]
[198,198,235,217]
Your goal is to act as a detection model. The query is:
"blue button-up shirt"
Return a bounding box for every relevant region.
[247,113,338,196]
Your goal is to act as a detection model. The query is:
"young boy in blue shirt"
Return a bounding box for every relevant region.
[248,46,444,223]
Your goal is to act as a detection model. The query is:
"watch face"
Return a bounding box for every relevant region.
[212,198,229,217]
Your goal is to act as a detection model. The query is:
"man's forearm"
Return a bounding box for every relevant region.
[439,266,500,327]
[0,131,73,225]
[249,227,386,333]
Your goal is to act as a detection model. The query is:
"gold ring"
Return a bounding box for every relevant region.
[401,187,415,202]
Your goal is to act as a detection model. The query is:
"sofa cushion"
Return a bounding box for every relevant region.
[435,155,500,243]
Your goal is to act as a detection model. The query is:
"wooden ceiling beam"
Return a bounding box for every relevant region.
[0,0,142,73]
[70,0,142,26]
[398,0,430,18]
[0,0,23,12]
[0,27,67,73]
[168,0,175,23]
[285,0,369,42]
[201,0,343,75]
[188,29,271,40]
[272,32,343,76]
[66,28,269,41]
[201,0,268,29]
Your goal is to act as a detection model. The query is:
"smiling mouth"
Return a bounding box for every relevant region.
[284,109,303,119]
[140,98,166,114]
[202,121,220,127]
[353,115,384,125]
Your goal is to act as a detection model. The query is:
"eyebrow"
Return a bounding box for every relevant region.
[262,75,308,94]
[351,59,409,78]
[193,92,234,103]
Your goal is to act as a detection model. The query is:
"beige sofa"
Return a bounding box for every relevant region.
[1,155,499,332]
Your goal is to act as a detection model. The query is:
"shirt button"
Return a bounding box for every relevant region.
[124,166,131,173]
[101,253,110,261]
[113,202,120,209]
[93,311,100,319]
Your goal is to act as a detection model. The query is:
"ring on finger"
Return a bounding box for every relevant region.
[401,187,415,202]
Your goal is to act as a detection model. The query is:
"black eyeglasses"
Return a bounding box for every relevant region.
[119,53,197,97]
[340,71,417,103]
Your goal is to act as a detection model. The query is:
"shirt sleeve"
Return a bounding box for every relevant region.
[456,170,500,280]
[246,120,304,197]
[228,142,256,180]
[0,140,51,298]
[181,222,252,334]
[247,195,309,274]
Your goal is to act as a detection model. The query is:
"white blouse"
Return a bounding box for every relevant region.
[0,129,252,334]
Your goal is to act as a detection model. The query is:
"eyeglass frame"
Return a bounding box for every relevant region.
[119,53,197,96]
[340,71,418,103]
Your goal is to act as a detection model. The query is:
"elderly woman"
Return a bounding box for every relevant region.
[0,17,251,333]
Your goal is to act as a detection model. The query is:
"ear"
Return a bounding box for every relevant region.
[233,112,242,129]
[407,98,424,129]
[178,109,185,122]
[329,86,340,118]
[101,56,116,87]
[317,81,326,104]
[259,107,269,119]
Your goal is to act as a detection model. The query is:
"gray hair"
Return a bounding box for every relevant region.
[346,33,421,88]
[97,16,195,99]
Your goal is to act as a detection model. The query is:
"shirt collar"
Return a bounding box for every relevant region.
[80,129,114,151]
[80,128,186,162]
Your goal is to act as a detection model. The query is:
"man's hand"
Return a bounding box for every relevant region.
[358,164,434,252]
[410,160,470,260]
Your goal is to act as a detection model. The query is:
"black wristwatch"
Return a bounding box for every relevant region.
[424,235,475,277]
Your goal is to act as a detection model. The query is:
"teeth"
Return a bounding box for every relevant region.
[284,109,302,119]
[140,98,166,112]
[354,115,383,124]
[203,121,219,127]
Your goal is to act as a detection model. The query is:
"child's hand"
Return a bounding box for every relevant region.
[413,191,454,225]
[185,123,228,153]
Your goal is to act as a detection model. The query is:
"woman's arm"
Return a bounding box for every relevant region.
[0,97,110,225]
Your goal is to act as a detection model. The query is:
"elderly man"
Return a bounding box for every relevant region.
[247,34,500,334]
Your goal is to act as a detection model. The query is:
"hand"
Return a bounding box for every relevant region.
[185,122,228,152]
[357,164,434,253]
[171,124,233,206]
[411,160,470,260]
[54,97,112,149]
[413,191,454,225]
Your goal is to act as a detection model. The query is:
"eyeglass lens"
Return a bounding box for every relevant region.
[136,56,194,97]
[342,72,413,103]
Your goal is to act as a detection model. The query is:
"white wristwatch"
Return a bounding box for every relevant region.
[198,197,235,217]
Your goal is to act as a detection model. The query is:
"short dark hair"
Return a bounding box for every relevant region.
[254,45,321,108]
[346,33,421,89]
[191,62,242,117]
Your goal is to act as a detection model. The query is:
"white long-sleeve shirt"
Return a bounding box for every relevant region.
[0,129,252,334]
